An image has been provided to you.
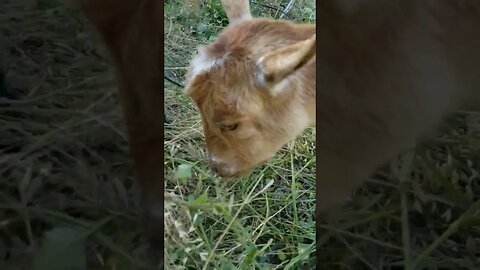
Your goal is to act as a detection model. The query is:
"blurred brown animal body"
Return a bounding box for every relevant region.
[184,0,316,177]
[317,0,480,214]
[75,0,164,243]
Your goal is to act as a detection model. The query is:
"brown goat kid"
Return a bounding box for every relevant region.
[184,0,316,178]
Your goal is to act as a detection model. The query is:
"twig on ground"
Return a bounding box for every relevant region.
[280,0,296,19]
[164,75,184,89]
[249,1,293,20]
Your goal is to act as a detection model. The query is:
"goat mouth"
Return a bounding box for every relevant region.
[218,160,270,178]
[214,167,248,178]
[217,170,246,178]
[212,157,272,178]
[258,159,269,165]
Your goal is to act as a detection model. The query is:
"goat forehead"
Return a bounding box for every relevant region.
[190,53,225,77]
[199,88,255,123]
[191,52,254,80]
[189,67,254,105]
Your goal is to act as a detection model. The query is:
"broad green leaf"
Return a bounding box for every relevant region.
[175,164,193,182]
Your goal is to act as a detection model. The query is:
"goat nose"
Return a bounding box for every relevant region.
[208,155,221,173]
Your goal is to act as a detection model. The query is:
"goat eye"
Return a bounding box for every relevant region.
[223,123,239,131]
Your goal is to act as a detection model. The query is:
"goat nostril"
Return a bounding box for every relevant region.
[208,156,222,174]
[209,162,219,173]
[208,155,217,164]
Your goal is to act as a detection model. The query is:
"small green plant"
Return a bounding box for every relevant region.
[192,1,229,42]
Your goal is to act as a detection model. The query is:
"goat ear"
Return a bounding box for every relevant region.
[257,35,316,87]
[221,0,252,24]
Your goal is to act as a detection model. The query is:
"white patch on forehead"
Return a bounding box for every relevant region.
[190,48,225,77]
[183,49,227,94]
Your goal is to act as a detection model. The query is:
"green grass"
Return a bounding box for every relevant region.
[164,1,316,268]
[1,0,480,269]
[316,113,480,269]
